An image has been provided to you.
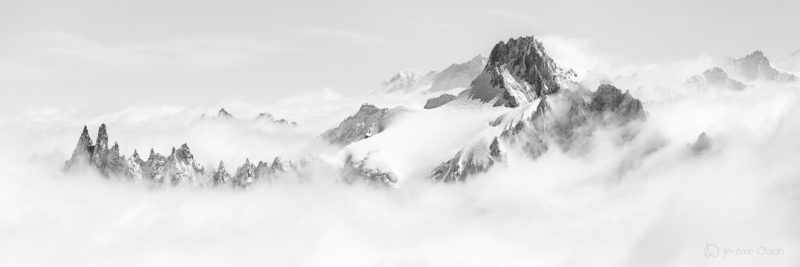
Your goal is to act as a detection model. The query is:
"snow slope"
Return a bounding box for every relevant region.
[341,99,508,185]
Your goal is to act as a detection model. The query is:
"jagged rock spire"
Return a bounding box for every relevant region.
[233,158,256,188]
[96,124,108,150]
[64,125,95,169]
[90,124,109,168]
[212,161,230,186]
[63,123,137,179]
[132,149,144,165]
[63,124,297,187]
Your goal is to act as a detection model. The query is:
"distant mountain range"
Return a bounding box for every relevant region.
[687,50,798,90]
[374,55,486,95]
[66,35,795,188]
[206,108,298,126]
[329,36,646,185]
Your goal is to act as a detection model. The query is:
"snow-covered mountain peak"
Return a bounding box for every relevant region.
[379,70,427,94]
[374,55,487,95]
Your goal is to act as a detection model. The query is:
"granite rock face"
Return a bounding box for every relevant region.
[321,104,407,146]
[64,124,136,179]
[458,36,577,107]
[433,84,645,182]
[65,126,94,169]
[423,93,457,109]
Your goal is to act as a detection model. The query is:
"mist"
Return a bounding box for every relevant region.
[2,73,799,267]
[2,26,800,266]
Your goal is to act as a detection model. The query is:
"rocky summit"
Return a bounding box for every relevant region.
[65,126,94,169]
[64,124,139,179]
[458,36,577,108]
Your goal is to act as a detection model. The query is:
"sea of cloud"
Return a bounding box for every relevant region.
[1,44,799,266]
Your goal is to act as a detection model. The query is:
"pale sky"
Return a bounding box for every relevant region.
[1,0,798,115]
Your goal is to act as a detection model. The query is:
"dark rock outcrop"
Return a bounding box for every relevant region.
[321,104,406,146]
[458,36,577,107]
[423,94,457,109]
[690,132,713,155]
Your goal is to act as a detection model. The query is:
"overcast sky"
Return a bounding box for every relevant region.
[1,0,798,115]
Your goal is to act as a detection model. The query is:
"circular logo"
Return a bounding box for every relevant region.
[705,243,720,257]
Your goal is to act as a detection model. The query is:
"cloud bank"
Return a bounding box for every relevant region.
[1,42,799,266]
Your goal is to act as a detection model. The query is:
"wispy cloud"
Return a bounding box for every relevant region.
[36,32,279,70]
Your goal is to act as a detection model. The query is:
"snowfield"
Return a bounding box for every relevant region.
[343,99,509,184]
